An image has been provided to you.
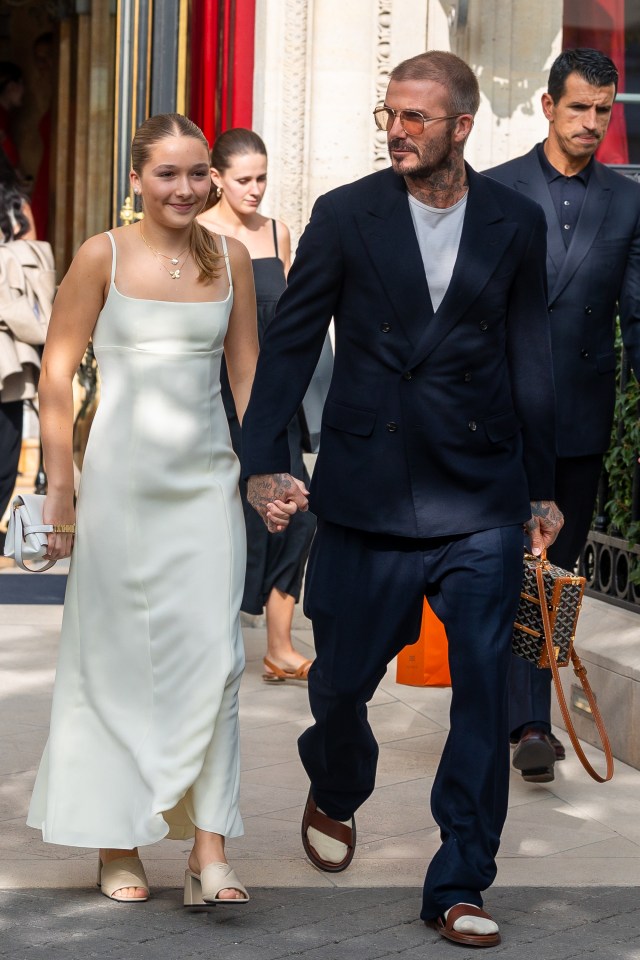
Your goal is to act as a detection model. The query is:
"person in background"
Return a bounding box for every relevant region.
[486,48,640,784]
[199,128,317,683]
[0,152,38,547]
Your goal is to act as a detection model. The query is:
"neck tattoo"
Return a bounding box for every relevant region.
[140,229,191,279]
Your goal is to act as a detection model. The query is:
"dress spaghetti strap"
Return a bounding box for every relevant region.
[104,231,117,285]
[271,219,279,258]
[220,234,233,290]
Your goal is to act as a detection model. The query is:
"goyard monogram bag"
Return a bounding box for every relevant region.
[513,552,614,783]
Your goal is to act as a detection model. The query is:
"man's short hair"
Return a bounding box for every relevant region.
[548,48,619,103]
[389,51,480,117]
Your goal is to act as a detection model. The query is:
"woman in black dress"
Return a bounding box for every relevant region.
[199,129,316,682]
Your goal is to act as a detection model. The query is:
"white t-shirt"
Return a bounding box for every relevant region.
[408,191,468,312]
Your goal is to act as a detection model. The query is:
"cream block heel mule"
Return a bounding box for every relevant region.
[97,856,149,902]
[183,862,250,907]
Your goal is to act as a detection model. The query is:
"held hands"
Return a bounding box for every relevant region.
[524,501,564,556]
[247,473,310,533]
[43,493,76,561]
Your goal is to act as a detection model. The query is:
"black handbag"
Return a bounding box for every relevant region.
[513,552,614,783]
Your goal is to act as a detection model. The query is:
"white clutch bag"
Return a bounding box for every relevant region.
[3,494,75,572]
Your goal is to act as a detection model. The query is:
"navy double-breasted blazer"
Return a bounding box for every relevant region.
[487,146,640,457]
[241,164,557,539]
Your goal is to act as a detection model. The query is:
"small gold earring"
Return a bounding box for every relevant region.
[216,186,222,198]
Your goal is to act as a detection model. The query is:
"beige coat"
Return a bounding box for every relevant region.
[0,239,55,403]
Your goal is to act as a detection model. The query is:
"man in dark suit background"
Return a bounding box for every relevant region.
[242,51,563,948]
[487,48,640,785]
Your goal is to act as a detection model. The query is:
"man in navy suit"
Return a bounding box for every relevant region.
[242,51,563,948]
[487,48,640,785]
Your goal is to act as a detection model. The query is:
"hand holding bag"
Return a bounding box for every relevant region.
[3,494,75,572]
[513,551,614,783]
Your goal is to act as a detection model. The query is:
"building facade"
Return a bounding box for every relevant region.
[254,0,638,243]
[1,0,636,255]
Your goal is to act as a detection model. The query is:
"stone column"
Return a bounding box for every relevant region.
[253,0,314,245]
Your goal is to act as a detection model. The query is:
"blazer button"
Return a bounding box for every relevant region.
[580,349,590,358]
[380,322,391,333]
[386,421,398,432]
[468,420,477,431]
[479,321,488,331]
[464,372,472,382]
[584,306,592,315]
[403,371,412,381]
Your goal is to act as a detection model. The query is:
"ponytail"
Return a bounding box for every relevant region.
[190,218,226,284]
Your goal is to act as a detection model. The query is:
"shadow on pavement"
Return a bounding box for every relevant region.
[1,886,639,960]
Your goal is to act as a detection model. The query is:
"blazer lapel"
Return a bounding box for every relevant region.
[509,147,566,290]
[356,170,434,351]
[406,165,517,369]
[549,161,612,304]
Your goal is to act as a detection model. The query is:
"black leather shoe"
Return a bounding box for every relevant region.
[512,729,556,783]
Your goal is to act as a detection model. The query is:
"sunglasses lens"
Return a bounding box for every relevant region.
[373,108,426,135]
[374,109,390,131]
[401,112,425,135]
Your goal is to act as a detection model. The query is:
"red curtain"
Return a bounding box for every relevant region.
[190,0,256,146]
[563,0,628,164]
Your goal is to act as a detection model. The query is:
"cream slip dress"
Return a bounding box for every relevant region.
[28,231,246,847]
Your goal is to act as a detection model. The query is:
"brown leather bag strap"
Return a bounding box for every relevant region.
[535,565,614,782]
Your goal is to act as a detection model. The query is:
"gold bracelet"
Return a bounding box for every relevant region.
[53,523,76,534]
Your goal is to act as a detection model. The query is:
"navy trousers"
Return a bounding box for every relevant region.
[298,520,523,919]
[509,454,603,736]
[0,400,23,519]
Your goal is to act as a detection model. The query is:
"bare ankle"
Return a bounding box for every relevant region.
[190,831,226,872]
[100,847,138,864]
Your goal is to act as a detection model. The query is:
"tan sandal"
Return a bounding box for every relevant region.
[426,905,501,948]
[262,656,312,683]
[301,789,356,873]
[97,856,149,902]
[183,862,249,906]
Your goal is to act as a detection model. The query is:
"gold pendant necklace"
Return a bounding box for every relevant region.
[140,229,190,279]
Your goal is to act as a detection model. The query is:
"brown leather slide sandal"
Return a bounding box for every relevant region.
[301,789,356,873]
[426,904,501,948]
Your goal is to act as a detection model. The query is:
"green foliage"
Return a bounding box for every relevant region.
[603,321,640,582]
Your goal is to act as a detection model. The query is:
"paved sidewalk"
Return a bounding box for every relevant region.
[1,587,640,959]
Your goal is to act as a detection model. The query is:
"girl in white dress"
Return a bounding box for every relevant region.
[27,114,296,905]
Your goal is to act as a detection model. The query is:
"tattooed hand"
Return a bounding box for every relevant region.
[524,501,564,556]
[247,473,310,533]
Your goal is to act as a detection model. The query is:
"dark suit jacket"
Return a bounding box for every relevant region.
[241,165,556,538]
[486,146,640,457]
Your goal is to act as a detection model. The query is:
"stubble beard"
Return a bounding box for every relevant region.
[389,130,456,183]
[569,137,601,160]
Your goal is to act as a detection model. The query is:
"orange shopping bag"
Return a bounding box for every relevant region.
[396,598,451,687]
